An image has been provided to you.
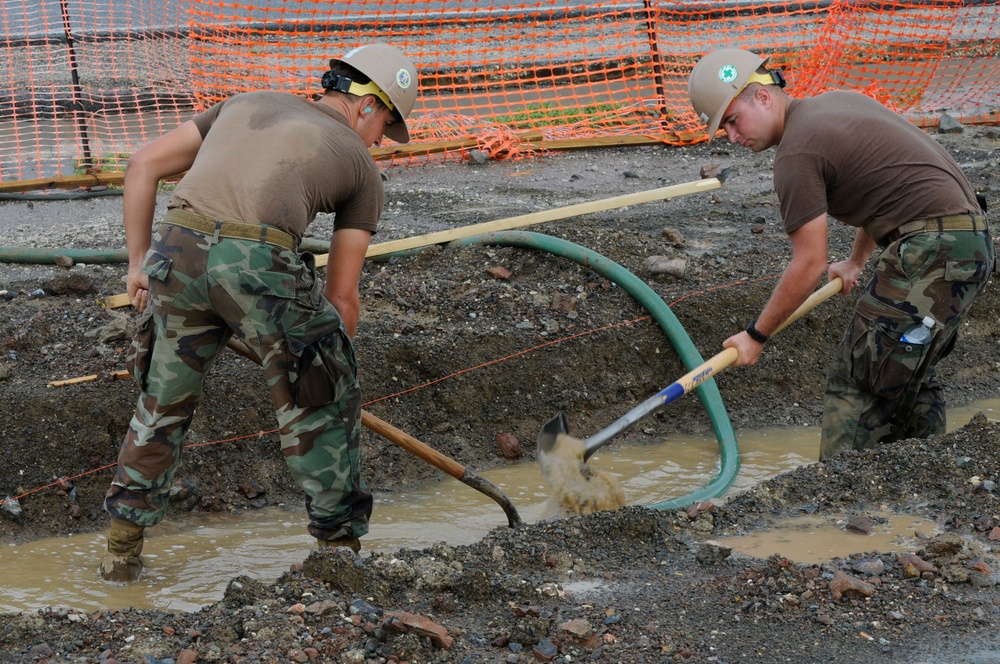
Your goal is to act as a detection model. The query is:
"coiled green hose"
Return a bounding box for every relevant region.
[450,230,739,510]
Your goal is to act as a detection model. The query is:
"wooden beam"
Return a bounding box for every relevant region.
[98,175,722,309]
[48,370,130,387]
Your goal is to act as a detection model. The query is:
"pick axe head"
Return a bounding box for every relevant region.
[536,413,625,515]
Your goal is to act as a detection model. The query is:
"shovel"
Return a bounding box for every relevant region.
[538,277,843,462]
[224,338,522,527]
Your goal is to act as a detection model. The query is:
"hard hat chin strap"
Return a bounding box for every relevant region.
[321,71,397,113]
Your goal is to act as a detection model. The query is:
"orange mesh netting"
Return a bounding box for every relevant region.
[1,0,997,185]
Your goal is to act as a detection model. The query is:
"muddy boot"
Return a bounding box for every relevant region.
[99,516,145,583]
[317,537,361,553]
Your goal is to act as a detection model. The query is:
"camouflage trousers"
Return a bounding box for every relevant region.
[105,212,371,541]
[820,228,994,460]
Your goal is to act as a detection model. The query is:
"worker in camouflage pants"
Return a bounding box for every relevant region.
[687,49,992,462]
[101,44,419,583]
[822,230,993,458]
[109,219,368,534]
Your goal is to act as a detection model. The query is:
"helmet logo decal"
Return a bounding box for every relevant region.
[718,65,738,83]
[396,68,411,90]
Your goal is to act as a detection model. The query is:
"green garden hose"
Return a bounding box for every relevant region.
[449,230,740,510]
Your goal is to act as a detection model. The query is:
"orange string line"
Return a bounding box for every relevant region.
[2,274,783,508]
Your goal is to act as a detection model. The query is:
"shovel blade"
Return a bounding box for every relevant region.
[537,412,570,453]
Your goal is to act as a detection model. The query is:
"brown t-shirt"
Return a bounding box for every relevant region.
[168,91,383,239]
[773,91,980,243]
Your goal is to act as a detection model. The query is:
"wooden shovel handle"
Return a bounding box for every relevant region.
[360,410,465,480]
[678,277,843,394]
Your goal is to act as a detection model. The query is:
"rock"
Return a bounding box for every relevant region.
[645,255,686,278]
[42,274,95,295]
[686,501,715,518]
[468,149,489,164]
[700,163,728,179]
[86,317,130,344]
[495,432,522,459]
[852,558,885,576]
[696,541,732,565]
[988,527,1000,541]
[923,533,964,558]
[898,553,937,577]
[661,228,685,247]
[557,618,592,639]
[828,570,876,600]
[937,113,964,134]
[550,292,577,313]
[349,598,382,616]
[2,496,22,520]
[168,477,202,511]
[305,600,340,616]
[846,515,877,535]
[239,481,265,499]
[486,266,512,280]
[383,611,454,648]
[532,636,558,662]
[53,254,74,268]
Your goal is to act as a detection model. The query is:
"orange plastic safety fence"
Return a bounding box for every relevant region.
[1,1,997,183]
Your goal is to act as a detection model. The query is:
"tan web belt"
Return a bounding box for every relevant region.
[163,209,298,251]
[880,213,987,247]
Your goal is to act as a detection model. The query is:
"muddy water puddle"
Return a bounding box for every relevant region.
[2,398,996,613]
[717,513,937,566]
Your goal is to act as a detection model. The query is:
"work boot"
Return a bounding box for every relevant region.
[317,537,361,553]
[99,516,145,583]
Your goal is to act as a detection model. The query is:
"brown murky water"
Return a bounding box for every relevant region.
[716,512,937,566]
[1,399,995,613]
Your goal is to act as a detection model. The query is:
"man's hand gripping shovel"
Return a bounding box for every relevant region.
[537,278,843,513]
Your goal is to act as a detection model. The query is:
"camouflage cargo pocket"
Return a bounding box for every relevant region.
[290,329,358,408]
[848,296,932,401]
[943,256,991,283]
[126,251,173,390]
[126,309,154,391]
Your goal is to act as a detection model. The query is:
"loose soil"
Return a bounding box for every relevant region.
[1,128,999,663]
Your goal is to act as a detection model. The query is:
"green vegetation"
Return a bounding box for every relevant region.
[72,153,130,176]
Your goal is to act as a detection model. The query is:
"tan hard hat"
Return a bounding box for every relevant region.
[688,49,769,142]
[330,44,418,144]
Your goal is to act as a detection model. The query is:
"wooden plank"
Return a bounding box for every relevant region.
[99,175,721,308]
[0,172,125,193]
[337,175,722,266]
[48,369,130,387]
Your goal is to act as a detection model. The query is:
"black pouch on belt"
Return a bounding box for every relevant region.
[976,193,987,213]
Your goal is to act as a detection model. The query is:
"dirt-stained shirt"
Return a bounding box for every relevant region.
[773,91,980,243]
[168,91,383,239]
